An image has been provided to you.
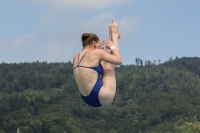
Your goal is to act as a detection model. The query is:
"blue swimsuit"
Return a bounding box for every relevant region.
[74,52,103,107]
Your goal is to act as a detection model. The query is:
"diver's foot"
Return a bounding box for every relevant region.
[110,21,120,40]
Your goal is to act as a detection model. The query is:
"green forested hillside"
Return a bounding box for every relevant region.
[1,57,200,133]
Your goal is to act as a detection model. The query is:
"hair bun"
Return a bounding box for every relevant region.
[81,33,90,42]
[81,33,99,48]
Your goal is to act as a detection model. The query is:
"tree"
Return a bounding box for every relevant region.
[158,59,161,64]
[140,59,143,67]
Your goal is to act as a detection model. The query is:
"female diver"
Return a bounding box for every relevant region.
[73,21,122,107]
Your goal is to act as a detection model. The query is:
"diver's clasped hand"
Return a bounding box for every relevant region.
[100,40,115,50]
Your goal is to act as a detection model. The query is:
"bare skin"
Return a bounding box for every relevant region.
[99,21,121,105]
[73,21,121,106]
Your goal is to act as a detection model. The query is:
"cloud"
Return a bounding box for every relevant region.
[3,33,37,51]
[118,16,142,39]
[55,12,114,47]
[30,12,115,62]
[39,41,64,61]
[18,0,132,11]
[39,12,63,26]
[35,12,142,62]
[37,11,141,47]
[0,33,39,63]
[2,0,139,63]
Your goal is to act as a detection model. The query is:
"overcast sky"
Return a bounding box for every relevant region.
[1,0,200,65]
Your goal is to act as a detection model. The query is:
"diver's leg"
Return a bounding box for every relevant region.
[110,21,120,53]
[99,21,121,105]
[101,23,112,68]
[109,23,112,41]
[99,62,116,105]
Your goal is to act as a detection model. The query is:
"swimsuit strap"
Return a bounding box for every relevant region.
[77,51,88,66]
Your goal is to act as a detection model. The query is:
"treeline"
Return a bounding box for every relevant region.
[0,57,200,133]
[135,57,162,66]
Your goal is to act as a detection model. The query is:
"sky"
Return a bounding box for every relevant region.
[1,0,200,65]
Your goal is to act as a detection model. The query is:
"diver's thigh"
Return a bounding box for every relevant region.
[98,86,116,106]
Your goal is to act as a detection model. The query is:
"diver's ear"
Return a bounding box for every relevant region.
[93,41,97,48]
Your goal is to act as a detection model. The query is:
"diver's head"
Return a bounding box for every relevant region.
[81,33,100,49]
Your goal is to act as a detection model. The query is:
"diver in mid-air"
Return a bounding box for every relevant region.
[73,21,122,107]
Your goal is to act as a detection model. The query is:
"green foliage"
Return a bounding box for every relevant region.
[1,58,200,132]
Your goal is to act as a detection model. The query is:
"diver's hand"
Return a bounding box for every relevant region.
[106,40,115,49]
[99,40,106,50]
